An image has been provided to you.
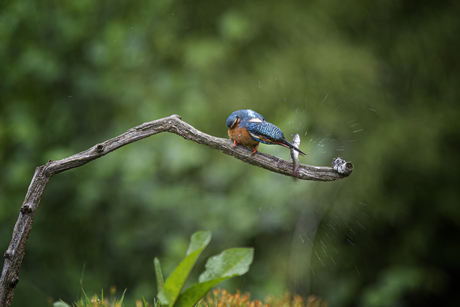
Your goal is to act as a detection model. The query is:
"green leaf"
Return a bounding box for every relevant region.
[154,257,165,293]
[186,230,212,256]
[199,248,254,282]
[174,248,254,307]
[81,288,92,306]
[157,231,211,306]
[53,302,71,307]
[174,279,226,307]
[119,288,127,305]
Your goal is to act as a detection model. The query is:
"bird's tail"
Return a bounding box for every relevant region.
[283,140,306,157]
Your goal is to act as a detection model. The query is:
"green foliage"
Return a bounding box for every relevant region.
[157,231,212,306]
[54,288,128,307]
[54,231,253,307]
[156,231,254,307]
[154,258,165,293]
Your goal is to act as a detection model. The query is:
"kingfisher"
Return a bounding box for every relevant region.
[226,109,306,156]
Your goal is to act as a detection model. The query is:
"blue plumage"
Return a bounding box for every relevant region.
[226,109,265,129]
[246,121,285,144]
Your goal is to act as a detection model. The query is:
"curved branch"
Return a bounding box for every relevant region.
[0,114,353,306]
[44,114,352,180]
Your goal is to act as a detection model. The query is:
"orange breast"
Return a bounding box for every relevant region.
[228,126,259,149]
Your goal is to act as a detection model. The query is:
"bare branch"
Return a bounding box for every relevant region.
[0,114,353,306]
[1,166,50,306]
[45,114,351,180]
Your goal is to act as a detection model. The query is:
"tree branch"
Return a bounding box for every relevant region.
[0,114,353,306]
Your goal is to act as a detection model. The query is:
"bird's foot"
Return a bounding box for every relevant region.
[251,144,259,155]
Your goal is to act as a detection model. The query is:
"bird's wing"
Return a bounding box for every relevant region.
[246,121,285,145]
[246,121,307,156]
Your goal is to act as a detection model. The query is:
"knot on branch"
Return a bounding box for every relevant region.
[95,144,105,153]
[332,157,354,175]
[3,250,13,259]
[9,278,19,288]
[20,204,33,214]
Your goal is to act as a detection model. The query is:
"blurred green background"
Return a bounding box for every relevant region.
[1,0,459,306]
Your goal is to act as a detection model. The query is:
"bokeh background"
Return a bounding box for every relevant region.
[1,0,459,306]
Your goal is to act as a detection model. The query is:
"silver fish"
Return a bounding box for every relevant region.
[290,133,301,177]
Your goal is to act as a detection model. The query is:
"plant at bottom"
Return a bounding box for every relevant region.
[53,230,254,307]
[155,230,254,307]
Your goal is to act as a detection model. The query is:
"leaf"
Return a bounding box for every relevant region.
[174,248,254,307]
[157,231,211,306]
[154,257,165,293]
[186,230,212,256]
[81,288,92,306]
[199,248,254,282]
[174,279,226,307]
[119,288,127,305]
[53,302,71,307]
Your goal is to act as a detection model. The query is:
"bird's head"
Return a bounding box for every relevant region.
[226,112,240,129]
[226,109,265,129]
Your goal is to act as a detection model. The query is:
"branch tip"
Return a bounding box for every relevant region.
[332,157,354,175]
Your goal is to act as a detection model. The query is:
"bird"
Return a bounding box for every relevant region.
[226,109,306,156]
